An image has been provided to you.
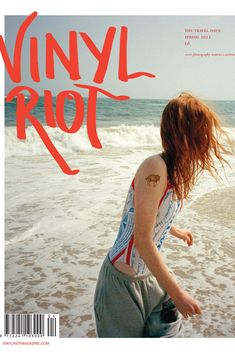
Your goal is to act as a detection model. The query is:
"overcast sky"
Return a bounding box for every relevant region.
[4,15,235,100]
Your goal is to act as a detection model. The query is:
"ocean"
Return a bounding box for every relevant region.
[5,97,235,337]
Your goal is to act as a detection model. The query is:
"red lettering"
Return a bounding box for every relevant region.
[118,26,156,82]
[56,91,84,133]
[0,11,37,82]
[74,84,130,148]
[30,37,40,82]
[2,12,157,175]
[44,90,57,127]
[5,85,129,175]
[46,31,81,80]
[6,86,79,175]
[80,27,116,83]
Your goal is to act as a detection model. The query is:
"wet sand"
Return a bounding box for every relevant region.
[5,151,235,337]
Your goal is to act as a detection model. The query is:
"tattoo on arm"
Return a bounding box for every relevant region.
[145,174,161,187]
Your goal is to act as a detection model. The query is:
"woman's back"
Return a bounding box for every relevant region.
[108,154,183,275]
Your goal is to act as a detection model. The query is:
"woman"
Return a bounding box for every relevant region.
[93,92,234,338]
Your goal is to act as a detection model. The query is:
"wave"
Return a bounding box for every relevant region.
[5,124,235,157]
[5,124,163,157]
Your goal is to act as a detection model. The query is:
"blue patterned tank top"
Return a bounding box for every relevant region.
[108,175,183,274]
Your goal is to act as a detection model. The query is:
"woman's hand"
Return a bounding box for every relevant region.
[172,290,202,319]
[179,229,193,246]
[170,225,193,246]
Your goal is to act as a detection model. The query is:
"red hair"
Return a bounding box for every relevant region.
[160,92,234,200]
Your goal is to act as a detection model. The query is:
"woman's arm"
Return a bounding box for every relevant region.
[133,156,201,318]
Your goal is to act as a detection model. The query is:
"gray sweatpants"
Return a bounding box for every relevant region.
[93,252,184,338]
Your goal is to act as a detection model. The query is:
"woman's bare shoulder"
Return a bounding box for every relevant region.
[136,154,167,176]
[134,154,167,187]
[133,154,167,199]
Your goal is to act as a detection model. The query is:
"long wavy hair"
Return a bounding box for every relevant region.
[160,92,235,200]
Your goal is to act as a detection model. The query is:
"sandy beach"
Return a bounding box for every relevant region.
[5,135,235,337]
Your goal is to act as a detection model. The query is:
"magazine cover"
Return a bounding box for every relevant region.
[0,0,235,352]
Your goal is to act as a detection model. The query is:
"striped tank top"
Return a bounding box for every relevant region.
[108,176,183,274]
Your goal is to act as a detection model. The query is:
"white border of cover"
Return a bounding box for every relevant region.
[0,1,234,353]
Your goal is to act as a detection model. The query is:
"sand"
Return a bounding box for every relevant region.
[5,147,235,337]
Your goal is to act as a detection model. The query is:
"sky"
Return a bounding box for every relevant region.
[4,14,235,100]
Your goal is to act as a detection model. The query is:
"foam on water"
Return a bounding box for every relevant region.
[4,101,235,338]
[5,124,235,156]
[5,140,235,337]
[5,124,164,157]
[164,186,235,337]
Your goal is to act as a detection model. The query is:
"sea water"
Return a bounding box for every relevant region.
[5,97,235,337]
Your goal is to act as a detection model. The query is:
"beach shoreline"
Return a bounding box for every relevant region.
[5,146,235,337]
